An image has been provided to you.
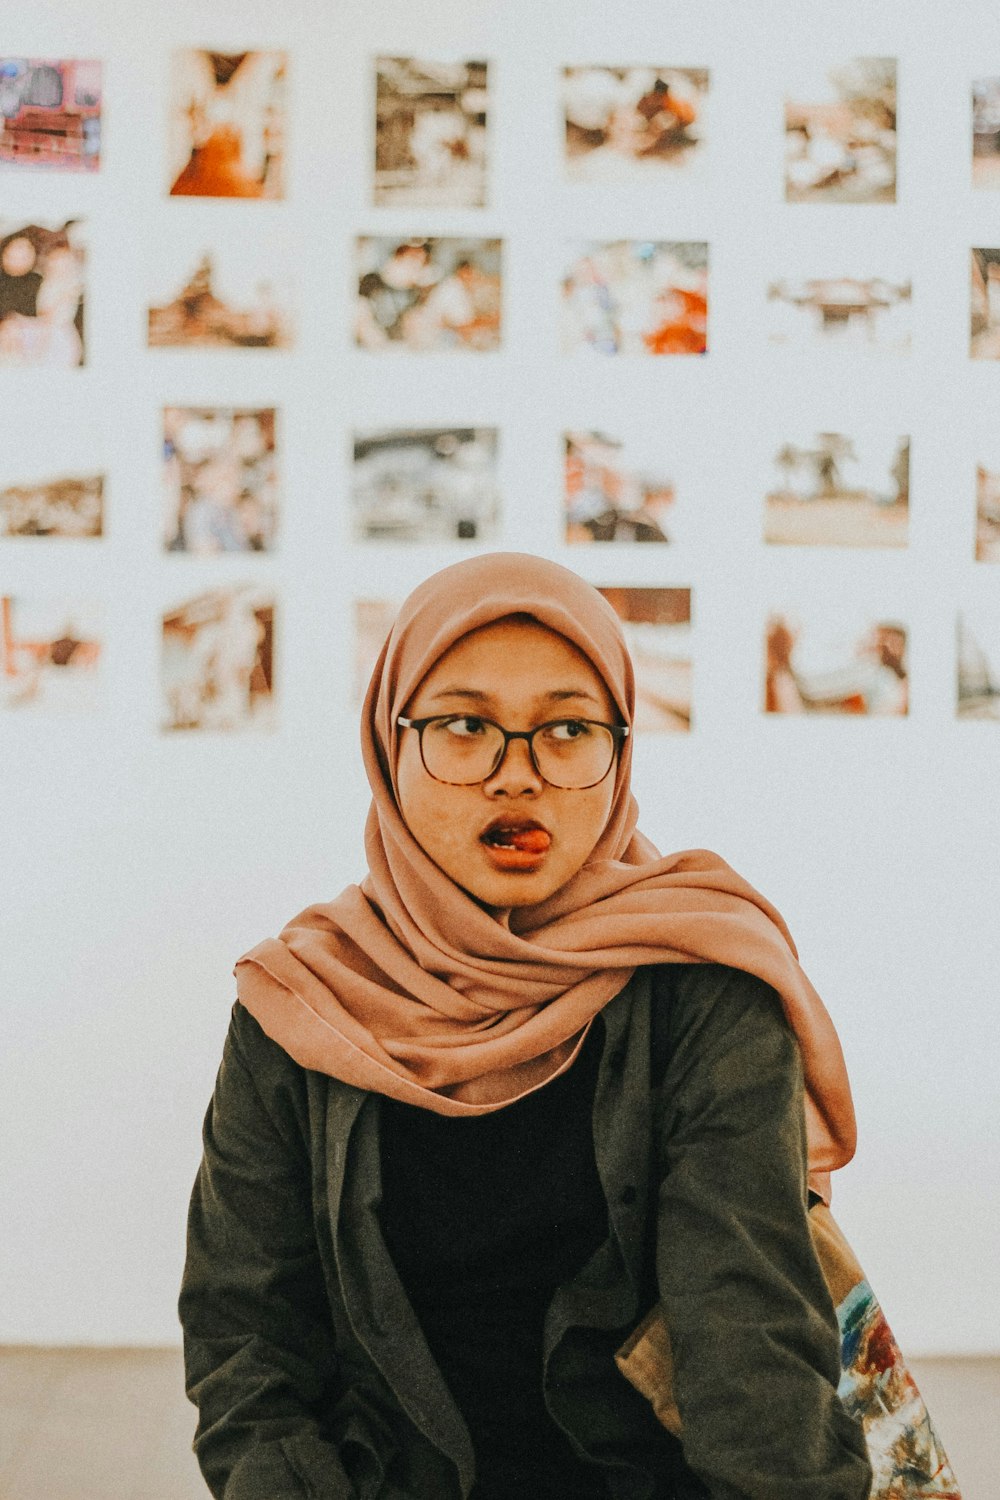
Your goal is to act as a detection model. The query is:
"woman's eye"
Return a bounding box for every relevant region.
[443,716,487,738]
[547,718,591,741]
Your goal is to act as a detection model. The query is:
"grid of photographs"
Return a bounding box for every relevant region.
[1,42,992,731]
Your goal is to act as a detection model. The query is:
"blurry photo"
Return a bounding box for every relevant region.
[0,471,103,537]
[352,428,499,542]
[148,249,292,349]
[765,610,908,715]
[0,218,84,366]
[972,77,1000,189]
[596,586,691,732]
[764,433,909,548]
[356,237,501,352]
[976,461,1000,561]
[958,607,1000,719]
[565,430,680,543]
[168,50,286,198]
[161,585,275,732]
[970,248,1000,358]
[353,597,401,702]
[0,58,101,170]
[562,240,707,355]
[375,58,488,206]
[164,408,278,554]
[562,66,708,182]
[0,596,99,710]
[785,58,896,203]
[767,275,911,353]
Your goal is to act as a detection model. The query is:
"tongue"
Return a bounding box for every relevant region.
[507,827,550,852]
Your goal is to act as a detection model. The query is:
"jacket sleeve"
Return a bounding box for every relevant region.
[178,1003,358,1500]
[653,965,872,1500]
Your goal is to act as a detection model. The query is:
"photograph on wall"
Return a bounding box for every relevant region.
[765,609,908,715]
[353,597,400,702]
[784,58,896,203]
[352,427,499,542]
[0,470,103,537]
[958,607,1000,719]
[766,274,911,353]
[562,66,708,182]
[148,245,292,349]
[970,248,1000,358]
[168,50,286,198]
[161,584,275,732]
[374,58,488,207]
[163,407,278,553]
[0,596,99,710]
[0,58,101,170]
[976,459,1000,561]
[596,586,691,732]
[0,218,85,366]
[562,240,707,355]
[356,237,501,352]
[972,77,1000,189]
[565,430,683,543]
[764,432,909,548]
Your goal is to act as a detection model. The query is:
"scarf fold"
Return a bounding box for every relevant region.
[236,553,856,1199]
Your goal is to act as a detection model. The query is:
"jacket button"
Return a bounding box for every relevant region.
[620,1185,637,1206]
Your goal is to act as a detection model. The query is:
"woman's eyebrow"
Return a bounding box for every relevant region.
[426,687,603,706]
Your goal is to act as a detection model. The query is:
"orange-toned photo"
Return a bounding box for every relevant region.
[168,50,286,199]
[0,471,103,537]
[352,428,499,542]
[356,237,501,352]
[148,247,292,350]
[785,58,896,203]
[1,596,100,710]
[765,609,908,715]
[596,587,691,731]
[562,241,707,356]
[972,77,1000,189]
[0,58,101,170]
[353,598,401,702]
[0,218,84,367]
[562,66,708,182]
[764,432,909,548]
[564,430,680,543]
[958,607,1000,718]
[375,58,488,207]
[767,275,911,353]
[976,460,1000,561]
[161,586,275,732]
[970,248,1000,358]
[164,408,278,553]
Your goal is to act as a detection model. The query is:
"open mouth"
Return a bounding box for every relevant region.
[479,819,552,868]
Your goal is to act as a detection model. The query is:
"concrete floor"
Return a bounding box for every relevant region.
[0,1346,996,1499]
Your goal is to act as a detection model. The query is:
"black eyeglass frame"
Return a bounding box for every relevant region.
[396,714,630,789]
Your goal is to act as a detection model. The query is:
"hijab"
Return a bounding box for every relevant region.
[236,552,856,1197]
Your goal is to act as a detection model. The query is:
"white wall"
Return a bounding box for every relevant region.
[1,0,997,1353]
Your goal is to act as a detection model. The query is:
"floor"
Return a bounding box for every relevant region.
[0,1346,996,1499]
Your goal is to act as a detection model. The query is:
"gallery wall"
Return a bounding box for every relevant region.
[1,0,998,1352]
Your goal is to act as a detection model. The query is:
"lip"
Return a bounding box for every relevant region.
[478,814,552,872]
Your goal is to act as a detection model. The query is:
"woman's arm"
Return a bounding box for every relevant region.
[654,965,872,1499]
[179,1005,356,1500]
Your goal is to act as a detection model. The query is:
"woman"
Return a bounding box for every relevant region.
[179,552,872,1499]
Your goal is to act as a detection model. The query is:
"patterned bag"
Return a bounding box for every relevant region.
[615,1202,962,1498]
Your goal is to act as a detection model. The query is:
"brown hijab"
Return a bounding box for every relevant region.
[236,552,856,1197]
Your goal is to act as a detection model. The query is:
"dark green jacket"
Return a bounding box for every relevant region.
[179,963,872,1499]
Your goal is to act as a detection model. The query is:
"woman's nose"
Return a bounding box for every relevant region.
[482,735,543,795]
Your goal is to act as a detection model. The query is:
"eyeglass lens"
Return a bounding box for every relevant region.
[420,717,616,788]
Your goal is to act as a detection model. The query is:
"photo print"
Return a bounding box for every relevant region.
[784,58,896,203]
[0,218,85,367]
[148,245,292,350]
[356,237,502,352]
[0,596,99,710]
[764,432,909,548]
[0,58,101,170]
[564,430,681,543]
[976,458,1000,561]
[353,597,400,702]
[168,50,286,198]
[596,586,691,732]
[562,66,708,182]
[972,77,1000,189]
[765,608,908,715]
[164,408,278,554]
[767,274,911,353]
[562,240,708,355]
[958,607,1000,719]
[970,248,1000,358]
[0,470,103,537]
[352,427,499,542]
[374,58,488,207]
[161,584,275,732]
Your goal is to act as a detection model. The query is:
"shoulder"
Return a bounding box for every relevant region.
[647,962,795,1086]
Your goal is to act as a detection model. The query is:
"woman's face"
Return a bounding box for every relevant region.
[396,618,620,908]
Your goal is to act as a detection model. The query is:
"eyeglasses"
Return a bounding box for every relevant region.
[396,714,629,789]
